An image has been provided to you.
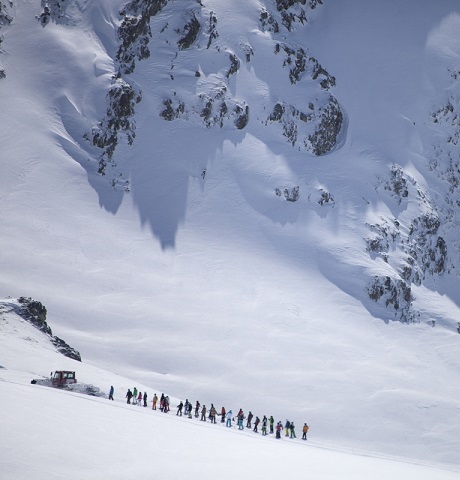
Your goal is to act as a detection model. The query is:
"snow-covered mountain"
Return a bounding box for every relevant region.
[1,0,460,476]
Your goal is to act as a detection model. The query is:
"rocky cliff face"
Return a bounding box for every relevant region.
[16,297,81,361]
[0,0,13,78]
[82,0,343,178]
[4,0,459,329]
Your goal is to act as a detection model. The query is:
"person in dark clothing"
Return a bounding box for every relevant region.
[143,392,148,407]
[195,401,201,418]
[109,386,114,401]
[237,410,245,430]
[201,405,207,421]
[290,421,296,438]
[269,415,274,434]
[220,406,226,423]
[262,416,268,436]
[285,420,291,437]
[126,389,133,404]
[177,401,184,416]
[246,411,253,428]
[209,404,217,423]
[253,416,260,433]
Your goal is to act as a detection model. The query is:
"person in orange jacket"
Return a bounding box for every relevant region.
[302,423,309,440]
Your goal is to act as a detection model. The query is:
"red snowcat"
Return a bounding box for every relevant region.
[31,370,77,388]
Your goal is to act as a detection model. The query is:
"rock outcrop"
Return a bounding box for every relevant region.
[17,297,81,361]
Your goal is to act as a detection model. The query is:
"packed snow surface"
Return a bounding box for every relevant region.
[1,305,459,480]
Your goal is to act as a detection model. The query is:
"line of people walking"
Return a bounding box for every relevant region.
[122,386,310,442]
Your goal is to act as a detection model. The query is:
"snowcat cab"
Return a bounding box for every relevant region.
[51,370,77,387]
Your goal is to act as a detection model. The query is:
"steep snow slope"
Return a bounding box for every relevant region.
[1,305,459,480]
[1,0,460,470]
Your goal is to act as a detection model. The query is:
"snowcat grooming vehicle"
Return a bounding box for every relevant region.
[31,370,77,388]
[31,371,104,397]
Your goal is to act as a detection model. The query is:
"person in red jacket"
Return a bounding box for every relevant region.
[276,421,282,439]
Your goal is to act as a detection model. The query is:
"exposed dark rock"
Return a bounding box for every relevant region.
[276,0,307,9]
[37,0,74,26]
[160,98,185,121]
[275,186,300,202]
[269,103,285,122]
[241,43,254,62]
[407,213,448,278]
[365,219,399,257]
[284,186,300,202]
[117,0,169,74]
[259,7,279,33]
[0,1,13,26]
[226,53,240,78]
[266,101,313,147]
[382,165,409,203]
[206,10,218,49]
[367,162,453,297]
[177,13,201,50]
[85,77,142,174]
[18,297,49,334]
[0,0,13,78]
[277,44,335,89]
[234,104,249,130]
[160,87,249,131]
[318,188,334,206]
[367,276,416,323]
[17,297,81,361]
[306,96,343,155]
[275,0,326,31]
